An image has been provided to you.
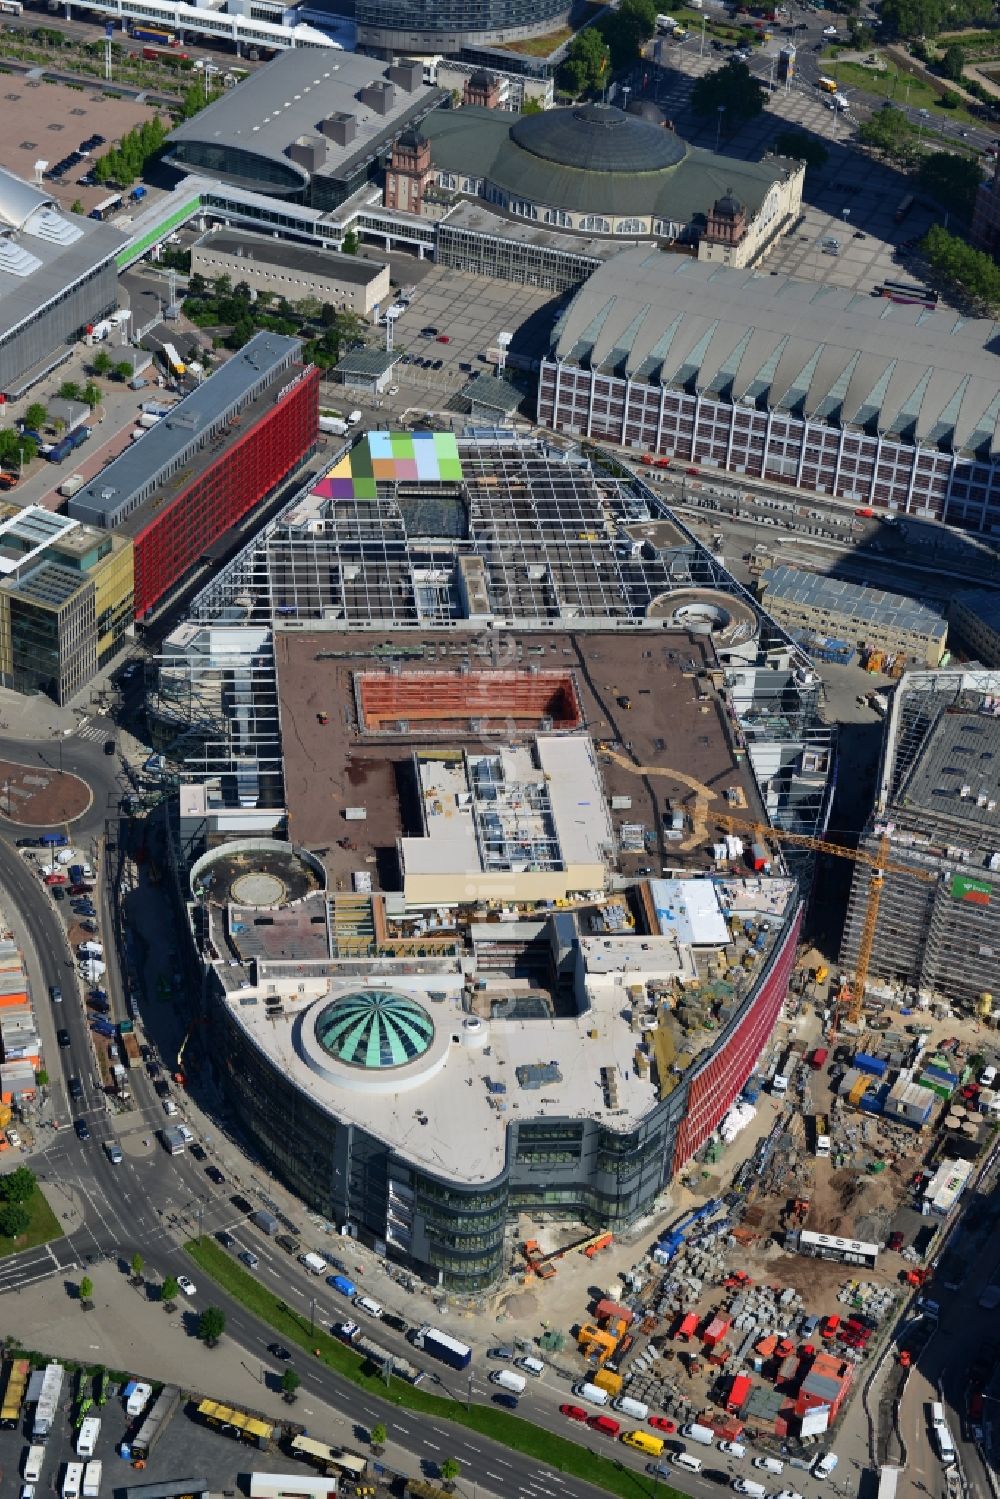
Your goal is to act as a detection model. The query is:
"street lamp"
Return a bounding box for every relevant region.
[715,104,726,152]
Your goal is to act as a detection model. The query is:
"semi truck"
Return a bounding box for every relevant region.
[162,342,186,377]
[340,1324,424,1383]
[813,1115,831,1157]
[412,1326,473,1370]
[130,1384,180,1459]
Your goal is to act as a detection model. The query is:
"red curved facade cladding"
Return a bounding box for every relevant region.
[674,902,803,1168]
[132,365,320,618]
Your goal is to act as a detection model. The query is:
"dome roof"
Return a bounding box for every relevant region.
[509,103,685,175]
[0,167,53,233]
[628,99,666,126]
[315,989,435,1069]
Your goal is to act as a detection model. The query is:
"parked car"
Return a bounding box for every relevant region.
[205,1165,225,1185]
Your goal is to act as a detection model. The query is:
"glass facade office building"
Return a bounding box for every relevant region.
[356,0,571,54]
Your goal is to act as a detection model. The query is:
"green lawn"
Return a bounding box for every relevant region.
[185,1237,677,1499]
[0,1185,63,1259]
[827,57,977,124]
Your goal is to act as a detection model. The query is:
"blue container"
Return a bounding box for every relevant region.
[854,1052,887,1077]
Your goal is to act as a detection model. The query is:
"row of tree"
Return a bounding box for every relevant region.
[880,0,993,40]
[921,221,1000,312]
[92,117,170,188]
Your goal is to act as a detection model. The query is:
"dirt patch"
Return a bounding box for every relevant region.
[0,758,91,825]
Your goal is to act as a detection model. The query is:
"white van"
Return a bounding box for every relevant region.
[354,1295,383,1319]
[574,1381,610,1407]
[299,1251,327,1275]
[517,1356,544,1377]
[935,1424,956,1466]
[683,1423,716,1446]
[125,1381,152,1417]
[733,1482,767,1498]
[24,1448,45,1484]
[754,1456,785,1475]
[614,1395,650,1421]
[675,1452,704,1474]
[490,1369,526,1395]
[930,1402,946,1427]
[347,409,363,426]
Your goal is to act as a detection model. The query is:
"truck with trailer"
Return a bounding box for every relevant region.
[813,1115,831,1157]
[46,427,90,464]
[340,1324,423,1383]
[130,1384,180,1459]
[162,342,186,377]
[412,1326,473,1370]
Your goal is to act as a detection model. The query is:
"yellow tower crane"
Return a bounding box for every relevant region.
[712,815,938,1029]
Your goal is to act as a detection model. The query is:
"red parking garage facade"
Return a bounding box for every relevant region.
[673,902,802,1168]
[131,364,319,618]
[66,333,320,619]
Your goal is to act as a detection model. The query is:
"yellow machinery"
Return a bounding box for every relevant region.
[714,816,937,1030]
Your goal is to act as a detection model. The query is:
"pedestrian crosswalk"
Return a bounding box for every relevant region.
[75,717,111,743]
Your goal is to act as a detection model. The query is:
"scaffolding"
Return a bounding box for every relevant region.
[151,432,835,854]
[841,669,1000,1005]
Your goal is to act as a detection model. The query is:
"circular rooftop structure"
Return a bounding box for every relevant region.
[510,103,686,175]
[315,990,435,1070]
[647,587,759,646]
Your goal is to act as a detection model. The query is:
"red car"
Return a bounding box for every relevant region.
[888,1231,904,1252]
[44,873,67,885]
[69,883,94,896]
[436,334,451,343]
[560,1404,588,1422]
[649,1416,676,1433]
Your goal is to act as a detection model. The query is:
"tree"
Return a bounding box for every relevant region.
[24,402,48,432]
[941,43,966,83]
[917,151,982,223]
[281,1368,301,1403]
[561,27,610,97]
[34,1069,48,1087]
[160,1275,179,1305]
[439,1458,462,1491]
[0,1166,36,1205]
[70,199,84,215]
[114,361,134,382]
[198,1306,226,1347]
[922,221,1000,312]
[600,0,657,70]
[370,1421,387,1452]
[0,1202,30,1239]
[939,88,961,109]
[130,1251,144,1283]
[82,383,102,410]
[858,106,917,161]
[78,1275,93,1307]
[520,96,543,115]
[691,61,764,128]
[341,227,359,255]
[58,380,83,403]
[773,130,829,171]
[91,349,113,377]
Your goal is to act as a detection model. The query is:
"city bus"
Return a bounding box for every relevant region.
[0,1359,30,1429]
[818,76,837,93]
[877,280,939,309]
[289,1434,368,1479]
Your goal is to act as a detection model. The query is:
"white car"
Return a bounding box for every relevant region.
[754,1458,785,1475]
[813,1454,839,1481]
[162,1098,178,1116]
[979,1064,997,1087]
[775,1490,805,1499]
[176,1275,196,1296]
[5,1128,21,1149]
[720,1441,747,1458]
[822,23,838,34]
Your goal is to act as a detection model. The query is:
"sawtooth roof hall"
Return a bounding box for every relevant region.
[539,252,1000,534]
[548,251,1000,455]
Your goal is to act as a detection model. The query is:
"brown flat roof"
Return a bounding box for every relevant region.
[275,628,763,892]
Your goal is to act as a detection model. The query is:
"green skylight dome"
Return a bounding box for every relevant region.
[315,990,435,1070]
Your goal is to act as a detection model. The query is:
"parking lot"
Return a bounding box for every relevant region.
[0,75,159,217]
